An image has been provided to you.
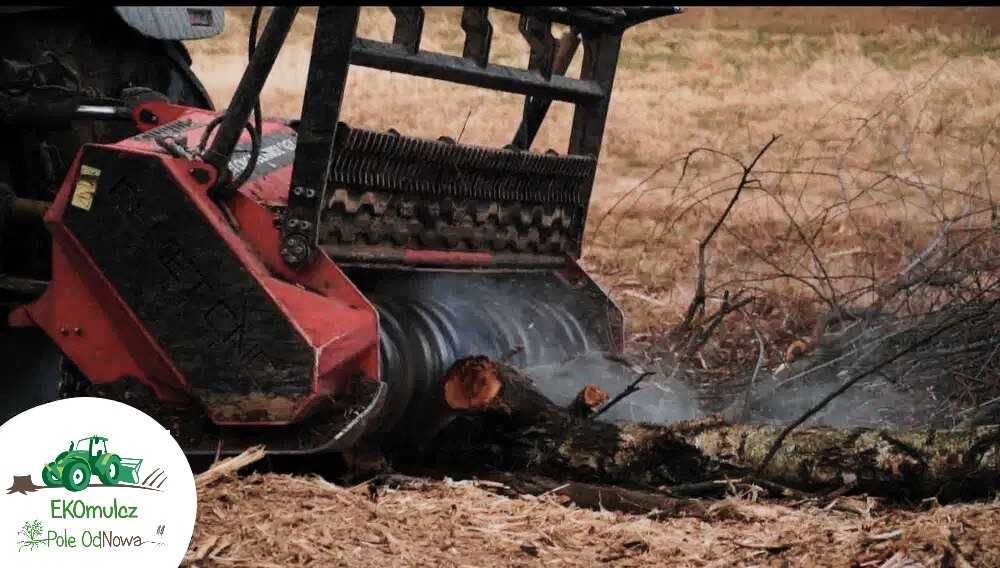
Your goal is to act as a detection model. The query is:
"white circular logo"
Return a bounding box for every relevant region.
[0,397,197,567]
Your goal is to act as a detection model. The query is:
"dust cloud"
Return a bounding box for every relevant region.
[523,316,961,431]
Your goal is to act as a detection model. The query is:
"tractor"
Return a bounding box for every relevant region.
[41,435,142,492]
[2,7,683,457]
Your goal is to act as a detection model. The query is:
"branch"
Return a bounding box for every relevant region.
[456,108,473,144]
[684,292,753,356]
[593,371,655,419]
[740,306,768,422]
[679,134,781,332]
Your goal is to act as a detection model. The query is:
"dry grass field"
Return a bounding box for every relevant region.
[183,9,1000,566]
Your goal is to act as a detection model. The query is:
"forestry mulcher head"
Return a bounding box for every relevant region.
[8,6,682,455]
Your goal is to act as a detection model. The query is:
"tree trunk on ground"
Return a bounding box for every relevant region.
[425,357,1000,501]
[478,472,709,518]
[689,422,1000,499]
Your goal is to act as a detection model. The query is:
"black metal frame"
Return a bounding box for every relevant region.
[282,6,360,266]
[204,6,298,175]
[205,5,682,268]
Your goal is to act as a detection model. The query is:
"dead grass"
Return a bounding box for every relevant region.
[185,469,1000,567]
[667,7,1000,38]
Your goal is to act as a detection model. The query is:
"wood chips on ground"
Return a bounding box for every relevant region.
[185,471,999,567]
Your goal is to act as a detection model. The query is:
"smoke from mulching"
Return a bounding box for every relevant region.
[740,306,1000,431]
[522,352,703,424]
[431,276,942,429]
[524,310,990,430]
[523,347,958,429]
[737,369,956,430]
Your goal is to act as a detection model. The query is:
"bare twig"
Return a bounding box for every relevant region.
[685,292,753,355]
[455,108,473,144]
[600,352,647,374]
[592,162,670,240]
[593,371,655,419]
[679,135,780,332]
[742,306,767,421]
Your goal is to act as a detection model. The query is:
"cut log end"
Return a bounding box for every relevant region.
[443,356,503,410]
[569,384,609,418]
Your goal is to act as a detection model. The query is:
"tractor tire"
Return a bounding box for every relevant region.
[61,461,91,492]
[41,464,60,487]
[97,455,122,486]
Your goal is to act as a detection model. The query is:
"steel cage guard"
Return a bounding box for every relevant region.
[202,5,682,268]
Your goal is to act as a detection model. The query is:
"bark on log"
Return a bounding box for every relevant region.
[425,357,1000,501]
[689,423,1000,499]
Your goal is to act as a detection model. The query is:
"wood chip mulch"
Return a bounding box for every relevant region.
[185,467,999,567]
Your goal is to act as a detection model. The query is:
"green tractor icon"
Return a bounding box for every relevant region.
[41,436,143,492]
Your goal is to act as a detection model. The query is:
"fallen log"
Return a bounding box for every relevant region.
[404,355,567,453]
[361,470,708,519]
[689,422,1000,499]
[442,355,558,425]
[425,357,1000,501]
[477,471,708,519]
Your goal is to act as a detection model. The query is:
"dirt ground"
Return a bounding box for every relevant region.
[184,468,999,568]
[181,8,1000,567]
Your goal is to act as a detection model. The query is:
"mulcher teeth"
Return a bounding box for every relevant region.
[323,124,595,255]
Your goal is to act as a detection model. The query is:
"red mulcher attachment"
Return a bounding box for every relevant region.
[10,103,381,429]
[8,6,681,455]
